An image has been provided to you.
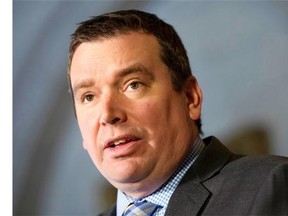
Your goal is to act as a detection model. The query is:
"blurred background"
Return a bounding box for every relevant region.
[13,1,288,215]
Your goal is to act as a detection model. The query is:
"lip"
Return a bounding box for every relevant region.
[103,134,142,157]
[104,134,141,149]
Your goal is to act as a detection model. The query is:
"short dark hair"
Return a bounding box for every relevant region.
[68,9,202,133]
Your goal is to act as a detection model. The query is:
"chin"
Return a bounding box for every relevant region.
[107,171,144,184]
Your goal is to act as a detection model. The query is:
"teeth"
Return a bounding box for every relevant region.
[113,138,127,146]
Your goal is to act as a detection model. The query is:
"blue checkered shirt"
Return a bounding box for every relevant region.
[116,136,205,216]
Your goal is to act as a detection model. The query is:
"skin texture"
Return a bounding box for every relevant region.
[70,32,203,198]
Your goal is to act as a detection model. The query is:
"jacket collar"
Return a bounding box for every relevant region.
[164,136,233,216]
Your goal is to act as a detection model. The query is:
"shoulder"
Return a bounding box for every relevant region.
[210,139,288,183]
[198,137,288,215]
[197,136,288,197]
[201,136,288,178]
[216,154,288,193]
[192,136,288,183]
[224,154,288,175]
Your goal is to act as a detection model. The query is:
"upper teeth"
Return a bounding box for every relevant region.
[113,139,127,146]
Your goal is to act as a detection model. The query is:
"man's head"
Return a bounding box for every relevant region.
[68,9,202,131]
[68,10,203,197]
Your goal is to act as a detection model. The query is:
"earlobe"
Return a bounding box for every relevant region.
[185,76,203,121]
[82,140,87,150]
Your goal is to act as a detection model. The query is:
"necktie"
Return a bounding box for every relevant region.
[122,200,160,216]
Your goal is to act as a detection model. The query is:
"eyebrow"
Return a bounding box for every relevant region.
[72,64,154,94]
[118,64,154,80]
[72,79,95,95]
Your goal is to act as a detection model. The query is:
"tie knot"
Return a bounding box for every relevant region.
[123,200,160,216]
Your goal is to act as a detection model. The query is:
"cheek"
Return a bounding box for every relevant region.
[78,117,103,165]
[77,114,97,146]
[135,94,190,135]
[138,96,173,120]
[131,99,172,140]
[134,100,162,124]
[77,116,89,136]
[77,106,99,133]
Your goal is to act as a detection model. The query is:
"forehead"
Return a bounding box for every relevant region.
[71,32,162,64]
[70,32,164,83]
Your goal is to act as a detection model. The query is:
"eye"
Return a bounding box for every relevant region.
[83,94,94,103]
[127,81,141,91]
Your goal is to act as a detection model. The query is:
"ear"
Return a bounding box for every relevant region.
[184,76,203,121]
[82,140,88,150]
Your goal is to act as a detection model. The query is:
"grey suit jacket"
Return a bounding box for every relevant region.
[99,136,288,216]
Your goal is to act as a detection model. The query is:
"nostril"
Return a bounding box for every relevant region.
[101,116,122,126]
[110,117,121,125]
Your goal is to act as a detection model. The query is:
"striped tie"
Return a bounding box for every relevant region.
[122,200,160,216]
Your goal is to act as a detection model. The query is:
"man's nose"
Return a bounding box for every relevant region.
[99,93,127,126]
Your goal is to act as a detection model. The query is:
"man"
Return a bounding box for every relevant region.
[68,9,288,216]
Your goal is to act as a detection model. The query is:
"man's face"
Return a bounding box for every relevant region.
[70,32,202,197]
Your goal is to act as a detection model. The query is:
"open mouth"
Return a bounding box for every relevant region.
[110,138,131,147]
[105,136,140,149]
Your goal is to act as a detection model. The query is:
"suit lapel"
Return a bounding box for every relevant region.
[165,136,233,216]
[164,177,210,216]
